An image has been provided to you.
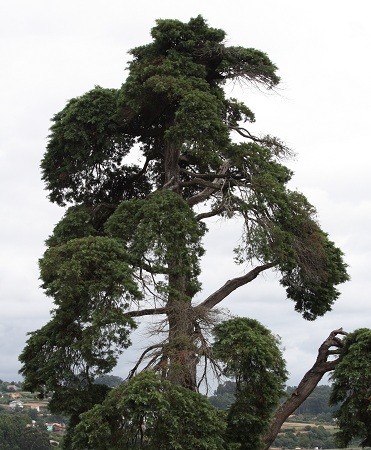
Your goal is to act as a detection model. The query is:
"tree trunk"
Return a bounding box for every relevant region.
[166,288,197,390]
[162,139,198,390]
[262,328,347,450]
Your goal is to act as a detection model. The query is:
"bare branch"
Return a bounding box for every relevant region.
[187,160,230,207]
[127,344,164,379]
[180,178,224,189]
[163,176,175,189]
[263,328,348,450]
[198,262,275,310]
[229,125,259,141]
[195,204,226,221]
[180,168,239,180]
[126,307,167,317]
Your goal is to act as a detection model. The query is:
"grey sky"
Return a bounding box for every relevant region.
[0,0,370,385]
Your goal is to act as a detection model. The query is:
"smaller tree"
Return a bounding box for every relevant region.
[212,318,287,450]
[72,371,225,450]
[330,328,371,448]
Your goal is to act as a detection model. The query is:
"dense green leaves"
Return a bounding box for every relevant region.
[106,190,204,285]
[41,86,149,206]
[20,236,138,409]
[229,141,349,319]
[213,318,287,384]
[40,236,140,305]
[73,372,225,450]
[46,206,98,247]
[0,414,51,450]
[330,329,371,447]
[213,318,287,450]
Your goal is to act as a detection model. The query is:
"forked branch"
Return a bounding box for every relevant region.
[187,160,230,207]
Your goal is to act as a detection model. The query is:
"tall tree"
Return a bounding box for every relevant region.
[20,15,349,448]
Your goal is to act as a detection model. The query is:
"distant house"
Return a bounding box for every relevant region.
[6,384,20,392]
[46,422,66,433]
[9,400,24,409]
[8,392,22,399]
[23,402,40,412]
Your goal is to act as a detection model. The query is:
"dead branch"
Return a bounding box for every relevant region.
[127,344,164,379]
[187,160,230,207]
[180,168,240,180]
[262,328,348,450]
[180,178,226,189]
[195,204,226,221]
[229,125,260,141]
[126,307,167,317]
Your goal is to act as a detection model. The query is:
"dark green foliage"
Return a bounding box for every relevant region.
[209,381,236,410]
[46,206,98,247]
[273,425,336,449]
[330,329,371,448]
[106,190,205,294]
[231,142,349,319]
[19,237,137,418]
[72,372,225,450]
[94,374,124,388]
[39,236,141,305]
[213,318,287,450]
[41,87,145,206]
[20,14,350,450]
[0,414,51,450]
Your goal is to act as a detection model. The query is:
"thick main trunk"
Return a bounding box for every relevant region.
[262,328,346,450]
[166,289,197,390]
[162,140,198,390]
[164,141,180,187]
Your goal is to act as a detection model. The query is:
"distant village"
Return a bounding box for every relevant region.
[0,379,65,447]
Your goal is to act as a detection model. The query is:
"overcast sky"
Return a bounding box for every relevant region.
[0,0,370,386]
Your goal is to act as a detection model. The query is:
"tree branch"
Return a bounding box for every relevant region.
[197,262,275,311]
[195,204,226,221]
[180,178,224,189]
[127,344,164,379]
[229,125,260,142]
[263,328,348,450]
[180,168,239,180]
[187,160,230,207]
[126,307,167,317]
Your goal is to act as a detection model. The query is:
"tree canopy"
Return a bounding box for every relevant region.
[0,413,51,450]
[330,329,371,448]
[19,15,352,449]
[213,318,287,450]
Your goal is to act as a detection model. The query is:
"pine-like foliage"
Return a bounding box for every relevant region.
[19,16,349,449]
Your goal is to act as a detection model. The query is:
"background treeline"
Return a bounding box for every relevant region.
[209,382,335,419]
[209,382,343,449]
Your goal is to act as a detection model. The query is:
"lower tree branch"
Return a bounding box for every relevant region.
[126,307,167,317]
[187,160,230,207]
[197,262,275,311]
[127,344,164,379]
[262,328,347,450]
[195,203,226,221]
